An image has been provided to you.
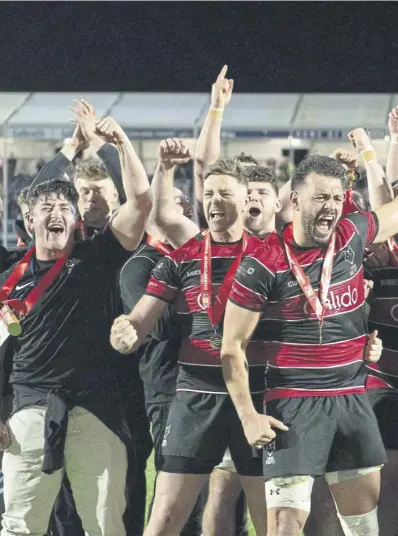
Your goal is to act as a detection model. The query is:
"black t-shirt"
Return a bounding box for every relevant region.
[0,226,130,411]
[0,246,26,275]
[119,242,181,403]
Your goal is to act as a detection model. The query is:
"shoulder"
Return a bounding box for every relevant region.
[242,233,283,276]
[169,233,203,263]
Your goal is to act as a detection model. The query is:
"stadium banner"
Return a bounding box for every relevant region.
[4,126,389,141]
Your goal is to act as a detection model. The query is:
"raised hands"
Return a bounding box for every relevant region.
[95,116,126,145]
[348,128,373,153]
[69,99,98,142]
[211,65,234,110]
[158,138,192,170]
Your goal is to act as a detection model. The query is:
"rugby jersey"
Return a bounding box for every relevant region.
[229,212,379,402]
[145,232,264,394]
[364,236,398,391]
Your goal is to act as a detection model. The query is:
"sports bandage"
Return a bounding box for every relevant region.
[209,107,224,119]
[265,475,314,513]
[325,465,382,486]
[337,507,378,536]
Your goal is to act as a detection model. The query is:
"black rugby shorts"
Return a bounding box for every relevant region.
[262,393,387,480]
[367,387,398,450]
[161,391,263,476]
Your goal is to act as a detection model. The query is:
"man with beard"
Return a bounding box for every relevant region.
[0,113,152,536]
[111,156,284,536]
[221,153,389,536]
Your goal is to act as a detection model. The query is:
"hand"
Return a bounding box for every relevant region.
[363,279,374,299]
[211,65,234,110]
[364,330,382,363]
[64,125,89,152]
[95,116,126,145]
[110,315,138,355]
[330,148,357,171]
[0,421,11,451]
[242,412,288,448]
[388,106,398,135]
[348,128,372,153]
[69,99,98,142]
[158,138,192,170]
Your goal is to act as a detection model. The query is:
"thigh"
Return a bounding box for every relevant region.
[327,394,387,472]
[2,406,63,536]
[147,401,172,472]
[228,396,263,477]
[368,388,398,450]
[161,392,228,473]
[65,407,127,536]
[264,397,336,480]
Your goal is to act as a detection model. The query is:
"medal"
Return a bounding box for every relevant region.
[200,230,248,350]
[387,236,398,266]
[283,223,335,345]
[0,247,67,335]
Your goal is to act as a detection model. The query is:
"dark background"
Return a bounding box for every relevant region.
[0,1,396,93]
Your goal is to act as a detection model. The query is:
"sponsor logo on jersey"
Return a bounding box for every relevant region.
[303,285,358,314]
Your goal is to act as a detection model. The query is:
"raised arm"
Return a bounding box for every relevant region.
[194,65,233,204]
[221,299,287,447]
[110,294,167,354]
[150,138,199,248]
[349,128,393,209]
[387,106,398,184]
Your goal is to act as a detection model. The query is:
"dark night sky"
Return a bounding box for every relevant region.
[0,1,397,93]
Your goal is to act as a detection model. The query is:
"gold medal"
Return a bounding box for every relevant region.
[210,334,222,350]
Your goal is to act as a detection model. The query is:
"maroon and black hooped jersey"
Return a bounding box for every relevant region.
[365,237,398,391]
[145,232,264,394]
[229,212,378,402]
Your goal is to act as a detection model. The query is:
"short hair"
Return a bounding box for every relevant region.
[28,180,79,212]
[203,158,248,187]
[243,166,279,195]
[291,154,347,191]
[17,187,29,209]
[75,158,110,183]
[236,153,258,166]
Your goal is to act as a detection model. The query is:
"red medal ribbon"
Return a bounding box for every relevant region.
[0,247,67,317]
[283,223,335,324]
[200,230,248,328]
[146,235,173,255]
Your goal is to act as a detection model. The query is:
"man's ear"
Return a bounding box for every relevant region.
[290,191,300,212]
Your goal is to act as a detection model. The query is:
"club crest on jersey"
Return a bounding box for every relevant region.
[264,440,276,465]
[303,285,358,314]
[343,246,355,265]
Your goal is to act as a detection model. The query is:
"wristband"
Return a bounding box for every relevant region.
[209,107,224,119]
[391,134,398,144]
[361,147,377,163]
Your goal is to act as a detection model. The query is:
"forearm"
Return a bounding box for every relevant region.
[221,346,257,421]
[117,135,149,201]
[276,179,293,227]
[150,161,199,248]
[97,143,126,203]
[194,108,223,202]
[387,139,398,184]
[362,147,393,209]
[29,149,73,195]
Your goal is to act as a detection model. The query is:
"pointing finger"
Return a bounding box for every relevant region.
[217,65,228,81]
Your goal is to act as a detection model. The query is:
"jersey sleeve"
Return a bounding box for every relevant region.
[229,252,275,312]
[344,211,379,248]
[145,255,180,303]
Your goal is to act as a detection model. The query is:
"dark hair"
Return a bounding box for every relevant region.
[203,158,248,187]
[17,187,29,209]
[236,153,258,166]
[28,180,79,211]
[243,166,279,195]
[291,154,347,191]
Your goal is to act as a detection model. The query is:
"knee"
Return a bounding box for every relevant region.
[208,469,241,509]
[274,508,306,535]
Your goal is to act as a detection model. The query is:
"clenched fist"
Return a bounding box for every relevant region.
[330,148,357,171]
[242,412,288,448]
[96,116,126,145]
[211,65,234,110]
[348,128,372,153]
[110,315,138,355]
[363,330,382,363]
[388,106,398,135]
[158,138,192,170]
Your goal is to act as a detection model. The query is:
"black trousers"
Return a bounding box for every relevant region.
[147,400,248,536]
